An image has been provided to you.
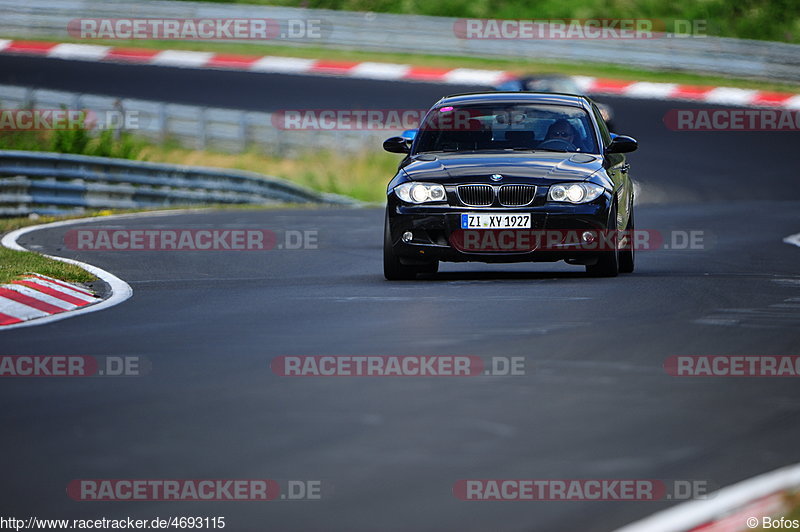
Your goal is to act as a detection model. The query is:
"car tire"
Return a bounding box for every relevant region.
[383,211,437,280]
[586,205,619,278]
[618,206,635,274]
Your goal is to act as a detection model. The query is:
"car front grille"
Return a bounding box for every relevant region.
[498,185,536,206]
[454,184,537,207]
[457,185,494,206]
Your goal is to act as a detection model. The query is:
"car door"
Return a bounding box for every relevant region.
[592,102,631,230]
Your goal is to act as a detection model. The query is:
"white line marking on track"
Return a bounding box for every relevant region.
[615,462,800,532]
[0,211,210,329]
[786,95,800,110]
[704,87,758,105]
[349,62,411,80]
[48,43,111,61]
[250,56,316,73]
[571,76,596,92]
[442,68,507,85]
[623,82,678,99]
[151,50,215,68]
[783,232,800,248]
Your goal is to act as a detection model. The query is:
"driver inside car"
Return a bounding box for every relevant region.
[544,119,578,145]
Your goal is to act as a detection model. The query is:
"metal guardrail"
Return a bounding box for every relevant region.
[0,150,356,216]
[0,0,799,82]
[0,85,386,156]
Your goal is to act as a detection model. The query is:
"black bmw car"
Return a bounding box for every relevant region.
[382,92,638,280]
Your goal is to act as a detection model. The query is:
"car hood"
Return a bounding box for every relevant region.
[400,152,603,184]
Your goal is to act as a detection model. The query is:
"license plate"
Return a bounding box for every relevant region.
[461,213,531,229]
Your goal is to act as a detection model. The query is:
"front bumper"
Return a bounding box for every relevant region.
[386,197,613,264]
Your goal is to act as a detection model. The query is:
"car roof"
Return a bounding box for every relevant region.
[436,91,592,110]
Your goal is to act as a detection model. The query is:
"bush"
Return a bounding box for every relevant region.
[0,107,145,160]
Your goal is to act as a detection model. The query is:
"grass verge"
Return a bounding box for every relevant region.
[0,247,96,285]
[0,211,125,286]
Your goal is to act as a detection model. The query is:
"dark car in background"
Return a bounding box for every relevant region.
[495,74,615,131]
[382,92,637,280]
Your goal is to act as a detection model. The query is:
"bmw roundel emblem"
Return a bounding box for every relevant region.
[490,174,503,182]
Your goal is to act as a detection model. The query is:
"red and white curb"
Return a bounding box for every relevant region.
[615,462,800,532]
[1,39,799,109]
[0,273,99,325]
[1,215,135,330]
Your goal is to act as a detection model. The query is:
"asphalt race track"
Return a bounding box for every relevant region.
[1,55,800,531]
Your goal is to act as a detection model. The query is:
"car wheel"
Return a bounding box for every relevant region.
[618,206,635,274]
[586,205,619,277]
[383,211,436,280]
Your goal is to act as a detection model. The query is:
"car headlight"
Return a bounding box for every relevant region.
[548,183,605,204]
[394,182,446,204]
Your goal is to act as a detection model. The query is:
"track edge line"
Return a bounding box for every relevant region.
[615,462,800,532]
[0,209,200,330]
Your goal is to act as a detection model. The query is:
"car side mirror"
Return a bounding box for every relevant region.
[383,136,410,154]
[606,135,637,154]
[400,129,417,142]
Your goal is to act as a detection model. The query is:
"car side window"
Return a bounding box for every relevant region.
[591,103,612,147]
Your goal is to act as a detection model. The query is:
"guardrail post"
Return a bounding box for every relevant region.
[199,107,208,150]
[23,87,35,109]
[114,99,124,141]
[238,112,248,153]
[158,103,168,144]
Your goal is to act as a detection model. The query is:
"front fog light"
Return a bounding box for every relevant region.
[582,231,596,244]
[402,231,413,242]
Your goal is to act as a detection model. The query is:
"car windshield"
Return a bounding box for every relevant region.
[414,103,599,155]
